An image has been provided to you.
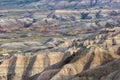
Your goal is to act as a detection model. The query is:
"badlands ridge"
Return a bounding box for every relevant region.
[0,27,120,80]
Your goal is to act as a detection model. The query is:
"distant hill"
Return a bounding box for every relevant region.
[0,0,120,9]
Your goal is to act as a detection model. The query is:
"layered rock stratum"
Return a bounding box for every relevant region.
[0,2,120,80]
[0,27,120,80]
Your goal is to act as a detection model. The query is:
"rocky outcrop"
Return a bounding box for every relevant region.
[74,59,120,80]
[30,27,120,80]
[0,52,64,80]
[0,27,119,80]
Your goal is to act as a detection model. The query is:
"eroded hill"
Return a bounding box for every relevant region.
[0,7,120,80]
[0,0,120,9]
[0,26,120,80]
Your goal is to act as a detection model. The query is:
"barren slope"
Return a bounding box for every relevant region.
[0,27,120,80]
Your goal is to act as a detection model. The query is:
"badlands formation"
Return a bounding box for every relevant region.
[0,1,120,80]
[0,0,120,9]
[0,27,120,80]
